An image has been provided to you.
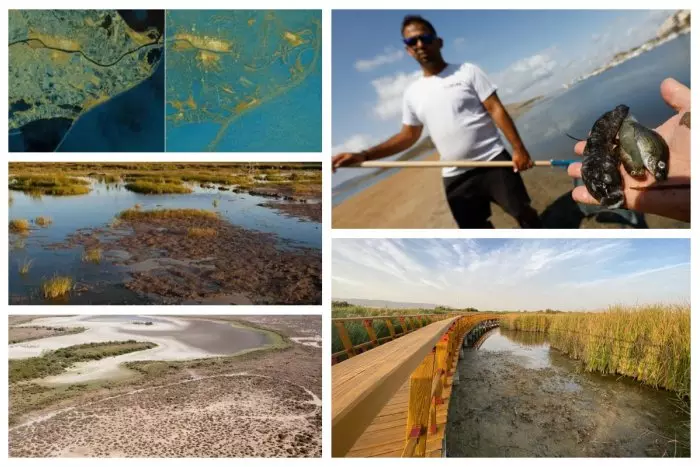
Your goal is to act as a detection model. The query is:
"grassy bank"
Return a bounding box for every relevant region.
[499,305,690,394]
[9,340,157,383]
[9,175,91,196]
[9,163,322,199]
[331,301,455,354]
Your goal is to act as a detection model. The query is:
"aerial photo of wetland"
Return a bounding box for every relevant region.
[8,163,321,305]
[165,10,322,152]
[9,314,321,457]
[9,10,165,152]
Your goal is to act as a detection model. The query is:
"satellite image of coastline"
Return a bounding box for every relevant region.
[165,10,322,152]
[8,10,165,152]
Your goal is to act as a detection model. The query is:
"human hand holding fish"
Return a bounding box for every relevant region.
[567,78,690,223]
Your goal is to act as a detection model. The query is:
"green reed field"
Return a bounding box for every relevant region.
[331,301,458,358]
[499,304,690,395]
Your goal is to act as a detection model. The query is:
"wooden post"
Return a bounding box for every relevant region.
[334,321,356,358]
[363,319,378,348]
[399,317,409,334]
[405,350,435,457]
[384,318,396,339]
[436,336,449,388]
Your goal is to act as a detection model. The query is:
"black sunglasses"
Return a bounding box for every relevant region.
[403,34,436,47]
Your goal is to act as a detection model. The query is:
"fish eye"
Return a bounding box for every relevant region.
[658,161,666,169]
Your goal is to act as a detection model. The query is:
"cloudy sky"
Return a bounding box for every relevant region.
[332,9,675,155]
[332,239,690,311]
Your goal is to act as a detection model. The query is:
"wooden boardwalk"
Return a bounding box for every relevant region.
[333,314,496,457]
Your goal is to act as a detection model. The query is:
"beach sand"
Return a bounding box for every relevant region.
[332,153,687,229]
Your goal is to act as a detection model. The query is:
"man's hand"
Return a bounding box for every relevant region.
[567,78,690,223]
[332,152,365,172]
[512,147,534,172]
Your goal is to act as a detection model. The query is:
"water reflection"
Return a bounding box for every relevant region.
[477,328,551,369]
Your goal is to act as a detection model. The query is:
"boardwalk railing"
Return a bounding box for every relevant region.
[332,313,499,458]
[331,313,458,364]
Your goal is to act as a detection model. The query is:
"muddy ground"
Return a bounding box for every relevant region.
[257,201,321,223]
[49,214,321,305]
[9,320,321,457]
[447,332,690,457]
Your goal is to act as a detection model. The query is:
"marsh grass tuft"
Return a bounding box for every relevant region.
[18,258,34,275]
[187,227,218,238]
[499,304,690,394]
[41,275,73,299]
[82,248,102,264]
[124,180,192,194]
[35,216,53,227]
[119,208,218,221]
[9,219,30,234]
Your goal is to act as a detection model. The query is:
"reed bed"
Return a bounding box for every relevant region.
[118,208,218,221]
[499,305,690,394]
[9,174,91,196]
[331,302,454,354]
[124,180,192,194]
[35,216,52,227]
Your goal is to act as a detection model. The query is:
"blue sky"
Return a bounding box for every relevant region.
[332,9,676,154]
[332,239,690,311]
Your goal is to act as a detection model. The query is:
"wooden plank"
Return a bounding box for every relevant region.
[332,317,458,457]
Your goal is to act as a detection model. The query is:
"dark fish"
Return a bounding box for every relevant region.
[617,116,646,178]
[618,115,669,181]
[581,105,629,208]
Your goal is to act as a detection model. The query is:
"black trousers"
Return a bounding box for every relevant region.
[442,151,542,229]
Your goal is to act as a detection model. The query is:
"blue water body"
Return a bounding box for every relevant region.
[9,179,320,303]
[332,34,690,206]
[57,58,165,152]
[165,10,322,152]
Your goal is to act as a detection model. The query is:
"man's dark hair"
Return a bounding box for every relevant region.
[401,15,437,36]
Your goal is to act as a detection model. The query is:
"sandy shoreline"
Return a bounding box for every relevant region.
[332,153,687,229]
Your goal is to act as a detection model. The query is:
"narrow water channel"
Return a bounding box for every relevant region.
[447,328,689,457]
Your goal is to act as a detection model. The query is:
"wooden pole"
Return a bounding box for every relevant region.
[347,160,576,169]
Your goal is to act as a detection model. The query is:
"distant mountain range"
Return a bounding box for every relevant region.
[333,298,446,309]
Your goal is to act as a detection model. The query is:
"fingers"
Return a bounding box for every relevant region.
[567,162,582,178]
[574,141,586,155]
[661,78,690,113]
[571,186,600,205]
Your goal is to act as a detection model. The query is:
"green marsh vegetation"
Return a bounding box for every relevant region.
[9,174,91,196]
[9,219,30,234]
[331,301,455,355]
[82,248,103,264]
[118,208,219,221]
[499,304,690,394]
[9,340,157,383]
[41,275,73,299]
[124,180,193,194]
[17,258,33,275]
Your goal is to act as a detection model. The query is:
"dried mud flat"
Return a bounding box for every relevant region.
[447,348,689,457]
[50,214,321,305]
[9,320,322,458]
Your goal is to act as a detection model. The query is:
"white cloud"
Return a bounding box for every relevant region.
[491,50,558,99]
[332,133,373,155]
[370,70,422,120]
[354,47,405,72]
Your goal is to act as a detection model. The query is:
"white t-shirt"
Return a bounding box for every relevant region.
[402,63,505,177]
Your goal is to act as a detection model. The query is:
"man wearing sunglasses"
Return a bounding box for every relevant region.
[333,15,541,229]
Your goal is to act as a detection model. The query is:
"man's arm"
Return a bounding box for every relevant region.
[332,124,423,171]
[482,92,533,172]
